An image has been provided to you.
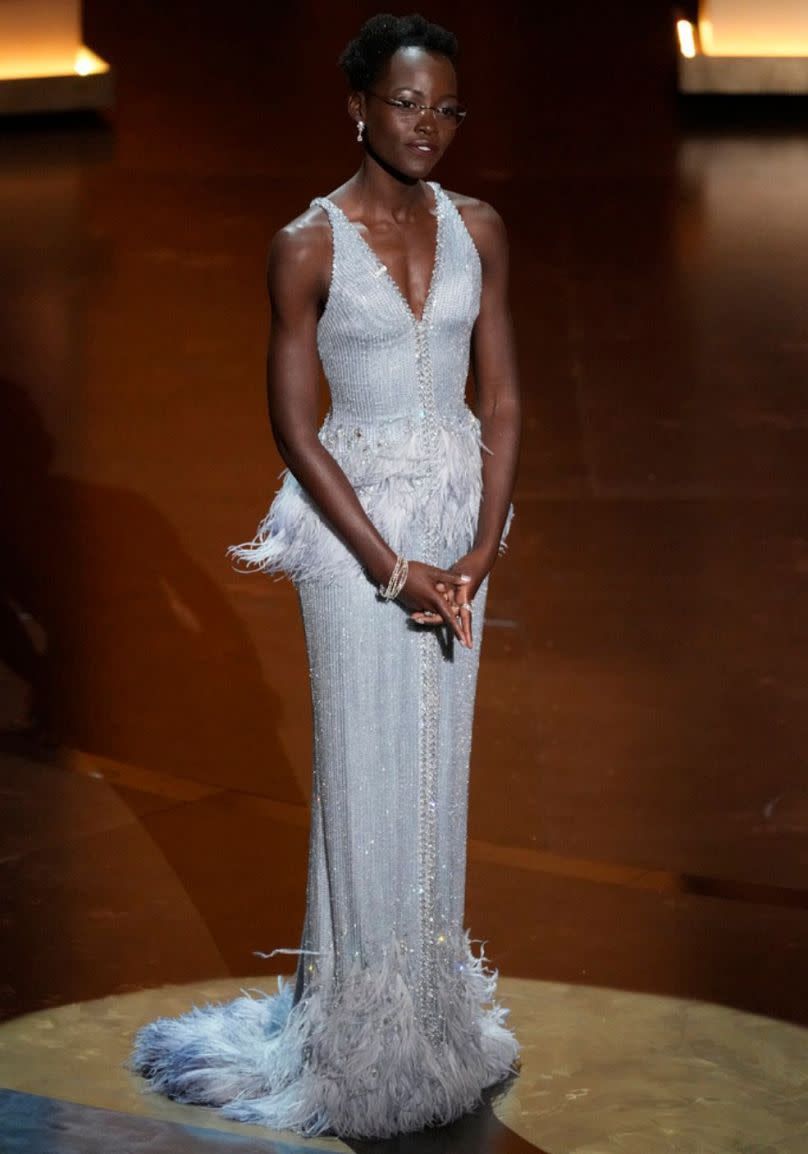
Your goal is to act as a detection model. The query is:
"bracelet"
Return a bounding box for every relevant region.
[378,554,408,600]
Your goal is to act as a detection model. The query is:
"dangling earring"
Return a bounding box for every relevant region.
[356,119,365,143]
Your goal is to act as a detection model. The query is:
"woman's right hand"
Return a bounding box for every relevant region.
[397,560,472,647]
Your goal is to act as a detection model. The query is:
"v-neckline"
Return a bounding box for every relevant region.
[324,182,443,327]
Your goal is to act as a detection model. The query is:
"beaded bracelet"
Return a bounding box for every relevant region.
[379,554,408,600]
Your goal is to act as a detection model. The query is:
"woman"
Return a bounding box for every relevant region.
[131,12,521,1139]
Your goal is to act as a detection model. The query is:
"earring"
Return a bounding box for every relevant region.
[356,119,365,143]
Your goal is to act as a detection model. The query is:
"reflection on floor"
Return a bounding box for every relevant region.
[0,1089,311,1154]
[2,1,808,1152]
[2,972,806,1153]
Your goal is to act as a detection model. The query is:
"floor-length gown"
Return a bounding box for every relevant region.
[130,181,519,1139]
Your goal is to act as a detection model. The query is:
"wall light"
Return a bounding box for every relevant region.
[73,47,108,78]
[677,20,698,60]
[0,1,113,114]
[677,1,808,93]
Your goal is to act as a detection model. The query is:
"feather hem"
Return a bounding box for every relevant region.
[129,931,519,1139]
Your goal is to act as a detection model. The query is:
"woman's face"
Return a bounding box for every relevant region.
[353,47,462,178]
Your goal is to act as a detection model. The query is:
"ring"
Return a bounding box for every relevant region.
[459,603,473,613]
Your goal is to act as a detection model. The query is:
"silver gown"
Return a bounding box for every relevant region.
[130,181,519,1139]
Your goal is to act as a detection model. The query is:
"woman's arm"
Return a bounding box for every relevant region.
[265,215,471,641]
[465,201,521,569]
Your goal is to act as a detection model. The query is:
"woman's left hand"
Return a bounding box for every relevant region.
[409,547,495,646]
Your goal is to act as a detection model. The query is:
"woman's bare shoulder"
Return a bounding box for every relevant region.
[443,189,508,257]
[269,204,332,270]
[266,203,332,297]
[444,189,504,226]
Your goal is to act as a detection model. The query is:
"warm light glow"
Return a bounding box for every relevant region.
[74,46,108,76]
[0,53,68,80]
[0,0,78,79]
[677,19,697,59]
[0,44,109,80]
[699,1,808,57]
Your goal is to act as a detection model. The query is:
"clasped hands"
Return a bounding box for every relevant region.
[397,551,491,649]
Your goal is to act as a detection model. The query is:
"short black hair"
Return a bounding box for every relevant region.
[339,13,458,91]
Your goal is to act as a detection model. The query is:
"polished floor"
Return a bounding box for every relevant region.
[1,2,807,1152]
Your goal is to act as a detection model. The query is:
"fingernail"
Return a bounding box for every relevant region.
[460,574,471,582]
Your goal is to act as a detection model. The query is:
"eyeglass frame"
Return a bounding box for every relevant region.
[366,90,467,126]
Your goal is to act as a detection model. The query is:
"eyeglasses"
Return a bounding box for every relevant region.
[367,91,467,127]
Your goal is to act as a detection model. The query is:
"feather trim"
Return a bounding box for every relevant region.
[226,409,515,584]
[129,930,519,1139]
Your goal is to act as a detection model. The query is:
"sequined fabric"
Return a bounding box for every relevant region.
[226,182,514,582]
[130,183,519,1139]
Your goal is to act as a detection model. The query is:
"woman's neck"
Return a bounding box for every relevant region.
[350,152,431,221]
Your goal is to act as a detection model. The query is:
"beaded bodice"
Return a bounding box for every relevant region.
[228,181,510,584]
[309,182,481,430]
